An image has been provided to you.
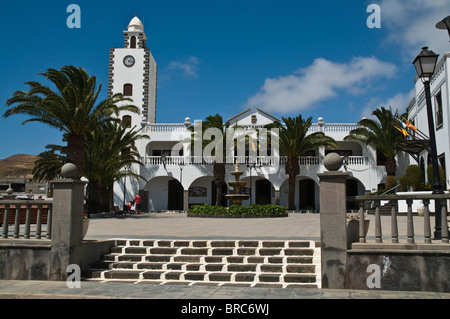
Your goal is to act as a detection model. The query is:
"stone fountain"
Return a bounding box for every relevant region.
[225,161,250,205]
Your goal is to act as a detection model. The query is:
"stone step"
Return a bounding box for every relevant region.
[107,247,315,257]
[104,261,315,273]
[86,239,321,288]
[114,239,314,248]
[91,269,318,284]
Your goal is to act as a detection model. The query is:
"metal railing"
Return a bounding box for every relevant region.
[354,194,450,245]
[0,200,53,240]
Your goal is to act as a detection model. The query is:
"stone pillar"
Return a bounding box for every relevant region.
[183,189,189,212]
[274,190,281,205]
[318,153,349,289]
[49,164,86,281]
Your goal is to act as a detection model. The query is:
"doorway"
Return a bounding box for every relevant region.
[255,179,272,205]
[299,179,316,210]
[168,179,183,210]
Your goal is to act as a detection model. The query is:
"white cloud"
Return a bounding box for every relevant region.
[245,56,397,113]
[360,89,415,120]
[167,56,200,78]
[379,0,450,58]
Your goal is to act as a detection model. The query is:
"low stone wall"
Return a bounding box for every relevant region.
[0,239,116,280]
[318,157,450,293]
[0,240,52,280]
[346,245,450,292]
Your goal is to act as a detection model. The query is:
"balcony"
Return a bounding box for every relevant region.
[141,155,368,167]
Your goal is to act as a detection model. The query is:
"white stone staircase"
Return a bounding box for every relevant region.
[86,239,321,288]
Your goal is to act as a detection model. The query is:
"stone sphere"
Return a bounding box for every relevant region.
[61,163,79,178]
[6,187,13,195]
[323,153,343,171]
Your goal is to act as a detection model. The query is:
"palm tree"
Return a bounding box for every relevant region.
[86,121,147,211]
[268,115,337,210]
[32,148,66,183]
[32,148,66,198]
[32,122,146,212]
[344,106,403,177]
[4,66,139,177]
[189,114,229,206]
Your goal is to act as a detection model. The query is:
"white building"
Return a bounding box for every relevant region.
[405,52,450,190]
[110,17,391,212]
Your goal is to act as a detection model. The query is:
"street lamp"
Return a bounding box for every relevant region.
[412,46,444,239]
[179,160,185,213]
[436,16,450,40]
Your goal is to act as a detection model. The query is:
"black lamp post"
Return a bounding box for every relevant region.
[412,46,444,239]
[179,160,185,212]
[436,16,450,40]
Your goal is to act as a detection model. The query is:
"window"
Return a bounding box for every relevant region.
[123,84,133,96]
[122,115,132,128]
[436,91,443,129]
[130,36,136,49]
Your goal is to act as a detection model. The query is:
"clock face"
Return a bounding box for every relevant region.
[123,55,135,67]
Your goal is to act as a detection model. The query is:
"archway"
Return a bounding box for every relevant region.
[255,179,273,205]
[298,178,316,211]
[144,176,183,211]
[168,179,183,211]
[188,176,214,208]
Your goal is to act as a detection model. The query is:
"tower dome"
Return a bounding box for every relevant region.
[128,16,144,32]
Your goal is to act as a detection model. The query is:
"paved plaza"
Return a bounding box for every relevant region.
[1,212,450,301]
[85,211,437,242]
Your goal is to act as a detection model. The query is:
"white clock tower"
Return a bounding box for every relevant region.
[108,16,157,125]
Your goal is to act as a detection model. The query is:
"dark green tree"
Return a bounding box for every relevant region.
[4,66,139,176]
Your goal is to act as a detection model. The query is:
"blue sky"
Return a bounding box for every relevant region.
[1,0,449,159]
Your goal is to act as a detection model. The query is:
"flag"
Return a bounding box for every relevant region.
[400,116,418,132]
[393,123,409,139]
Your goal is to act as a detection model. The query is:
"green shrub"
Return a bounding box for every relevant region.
[188,204,287,216]
[385,176,397,193]
[399,165,424,191]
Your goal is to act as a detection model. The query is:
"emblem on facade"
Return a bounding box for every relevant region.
[251,115,257,124]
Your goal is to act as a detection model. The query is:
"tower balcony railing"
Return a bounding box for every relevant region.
[141,155,368,167]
